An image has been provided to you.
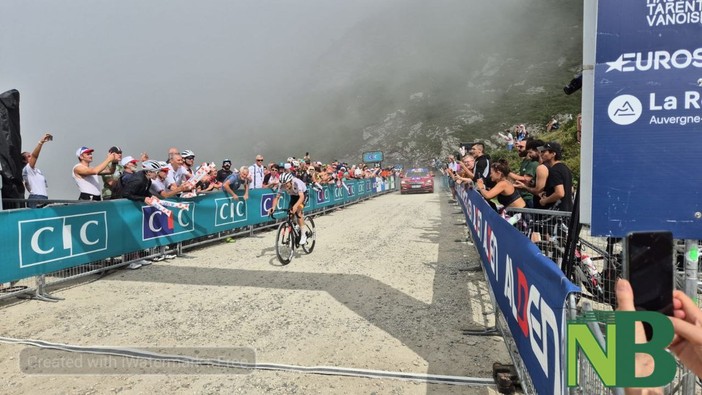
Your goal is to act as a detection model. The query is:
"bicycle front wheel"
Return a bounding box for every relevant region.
[276,222,294,265]
[302,216,316,254]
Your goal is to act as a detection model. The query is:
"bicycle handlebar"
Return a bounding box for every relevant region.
[269,209,292,220]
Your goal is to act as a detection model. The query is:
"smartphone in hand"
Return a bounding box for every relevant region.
[622,231,674,340]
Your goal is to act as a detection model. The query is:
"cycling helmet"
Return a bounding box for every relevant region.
[142,160,161,171]
[181,149,195,159]
[291,160,300,168]
[157,161,169,169]
[279,172,294,184]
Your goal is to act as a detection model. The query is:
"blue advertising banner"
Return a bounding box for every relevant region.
[591,0,702,238]
[1,178,391,283]
[456,187,580,395]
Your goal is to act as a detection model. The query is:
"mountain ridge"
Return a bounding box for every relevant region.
[259,0,584,165]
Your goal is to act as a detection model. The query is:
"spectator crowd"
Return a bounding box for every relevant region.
[441,137,574,215]
[20,138,396,206]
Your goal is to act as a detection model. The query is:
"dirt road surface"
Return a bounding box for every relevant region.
[0,189,510,394]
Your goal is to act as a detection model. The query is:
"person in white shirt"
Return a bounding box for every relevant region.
[180,149,196,180]
[149,161,185,198]
[22,132,52,208]
[72,146,117,201]
[248,154,265,189]
[165,153,191,191]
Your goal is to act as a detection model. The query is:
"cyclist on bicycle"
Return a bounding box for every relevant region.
[268,172,309,244]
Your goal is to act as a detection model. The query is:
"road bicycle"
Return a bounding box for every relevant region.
[270,210,316,265]
[517,213,622,306]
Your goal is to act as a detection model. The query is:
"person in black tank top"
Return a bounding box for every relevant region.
[475,159,526,210]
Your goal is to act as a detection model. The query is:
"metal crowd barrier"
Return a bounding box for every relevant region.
[0,181,395,305]
[503,206,701,395]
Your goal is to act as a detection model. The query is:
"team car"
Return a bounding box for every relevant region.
[400,168,434,194]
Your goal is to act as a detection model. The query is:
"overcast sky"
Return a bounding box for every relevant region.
[1,0,392,198]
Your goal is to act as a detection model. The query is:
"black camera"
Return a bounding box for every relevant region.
[563,74,582,95]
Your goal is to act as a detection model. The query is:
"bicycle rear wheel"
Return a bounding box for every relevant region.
[276,222,294,265]
[302,216,316,254]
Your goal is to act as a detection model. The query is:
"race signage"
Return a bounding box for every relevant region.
[1,179,394,283]
[591,0,702,238]
[457,187,579,395]
[362,151,383,163]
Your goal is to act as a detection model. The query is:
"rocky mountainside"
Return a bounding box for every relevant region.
[262,0,584,166]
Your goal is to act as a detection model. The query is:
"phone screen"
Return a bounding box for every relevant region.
[623,231,674,338]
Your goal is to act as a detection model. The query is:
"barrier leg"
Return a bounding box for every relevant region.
[462,309,500,336]
[34,275,63,302]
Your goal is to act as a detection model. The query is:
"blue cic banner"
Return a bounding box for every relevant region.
[0,178,394,283]
[362,151,383,163]
[591,0,702,238]
[457,187,579,395]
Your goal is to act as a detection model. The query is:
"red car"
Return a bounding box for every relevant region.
[400,168,434,194]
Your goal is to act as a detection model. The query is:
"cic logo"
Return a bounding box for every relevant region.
[215,198,247,226]
[333,185,344,201]
[19,212,108,267]
[260,193,286,217]
[142,204,194,240]
[315,188,330,204]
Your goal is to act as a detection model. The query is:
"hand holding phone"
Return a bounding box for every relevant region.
[622,231,674,339]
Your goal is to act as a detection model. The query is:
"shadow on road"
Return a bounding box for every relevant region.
[107,192,502,393]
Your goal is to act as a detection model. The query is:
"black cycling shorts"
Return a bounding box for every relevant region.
[288,192,309,212]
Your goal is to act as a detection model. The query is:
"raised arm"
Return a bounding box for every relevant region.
[27,133,52,169]
[74,153,116,176]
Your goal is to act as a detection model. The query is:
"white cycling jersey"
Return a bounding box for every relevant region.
[277,176,307,197]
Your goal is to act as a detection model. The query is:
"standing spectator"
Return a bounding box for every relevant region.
[150,161,187,198]
[180,150,196,180]
[217,159,233,182]
[445,154,460,202]
[515,124,527,142]
[101,146,123,200]
[72,147,117,201]
[166,153,189,189]
[122,160,159,203]
[538,142,573,212]
[455,154,475,186]
[223,167,250,201]
[475,160,526,210]
[514,140,549,208]
[248,154,265,189]
[498,130,515,151]
[21,132,52,207]
[119,156,139,187]
[166,147,179,164]
[121,160,162,270]
[263,163,280,189]
[354,165,363,178]
[510,140,538,207]
[196,166,221,192]
[469,143,495,189]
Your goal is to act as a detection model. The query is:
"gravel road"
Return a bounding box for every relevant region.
[0,189,510,394]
